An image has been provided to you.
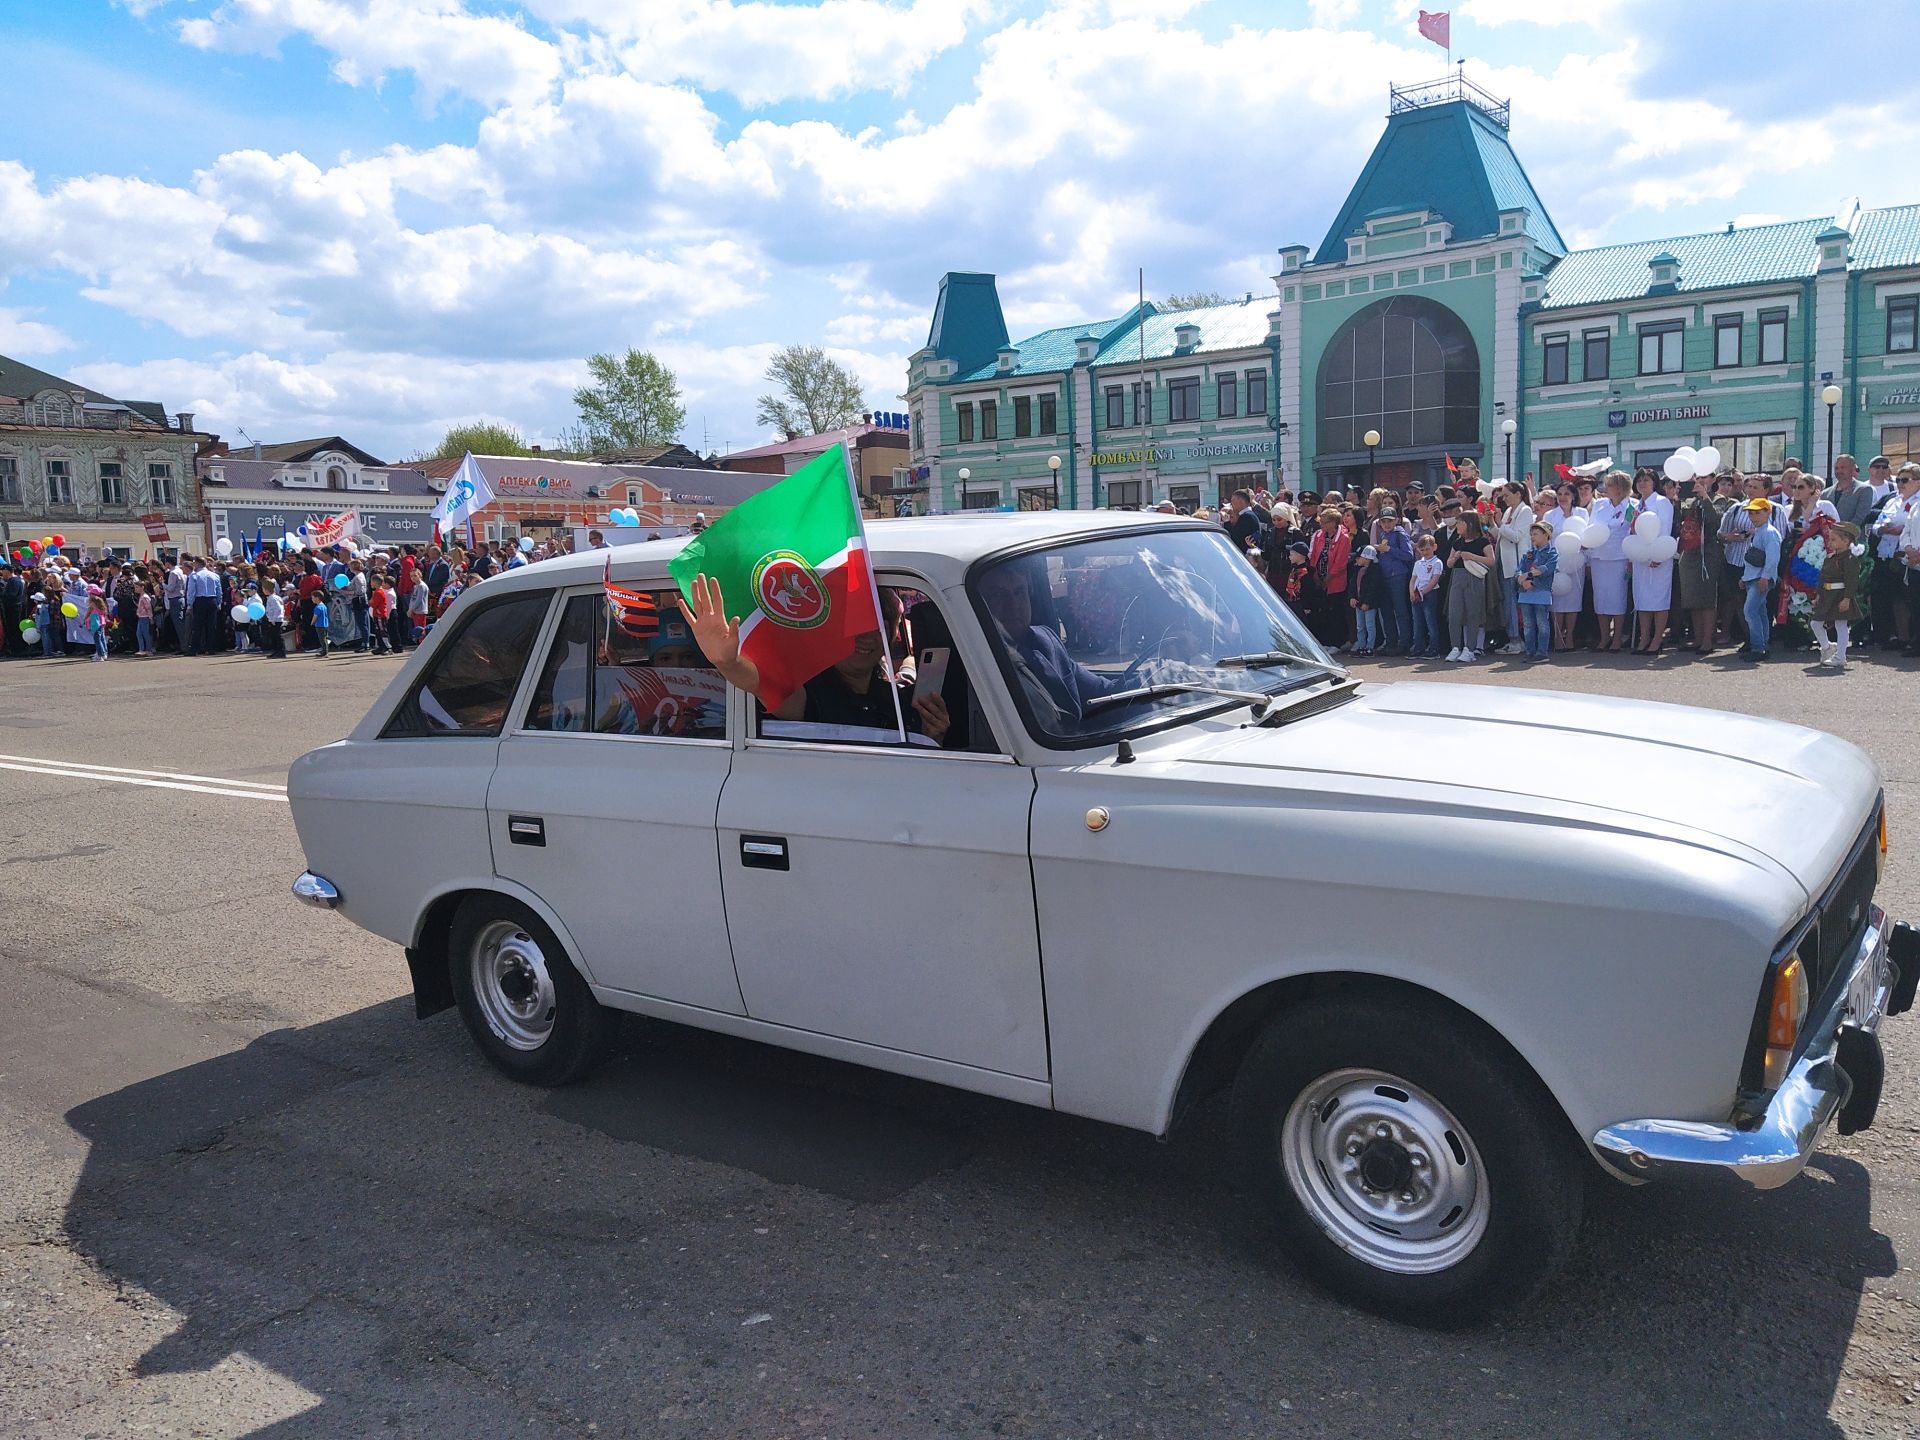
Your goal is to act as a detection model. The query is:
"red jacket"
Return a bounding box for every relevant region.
[1308,527,1352,594]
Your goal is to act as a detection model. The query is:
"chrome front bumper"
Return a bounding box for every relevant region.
[1592,906,1896,1190]
[292,870,341,909]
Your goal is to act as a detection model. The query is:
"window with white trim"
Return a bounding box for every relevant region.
[148,462,175,506]
[1713,315,1743,368]
[1583,329,1610,381]
[1638,322,1683,375]
[99,461,125,506]
[956,403,974,443]
[1104,386,1124,427]
[1105,479,1143,508]
[1758,310,1788,365]
[46,459,73,504]
[1707,432,1788,476]
[1013,395,1031,438]
[1541,334,1568,386]
[1889,296,1918,355]
[1245,368,1268,414]
[1168,376,1200,422]
[1217,372,1238,418]
[980,399,998,441]
[1038,394,1057,435]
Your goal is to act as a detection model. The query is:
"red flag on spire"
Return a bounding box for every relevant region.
[1418,10,1450,50]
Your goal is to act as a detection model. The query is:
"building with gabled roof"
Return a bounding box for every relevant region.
[0,353,211,559]
[906,72,1920,512]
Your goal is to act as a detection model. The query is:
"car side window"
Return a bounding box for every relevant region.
[525,592,726,740]
[383,592,551,738]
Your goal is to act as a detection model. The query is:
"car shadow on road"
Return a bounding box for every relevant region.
[56,1001,1894,1438]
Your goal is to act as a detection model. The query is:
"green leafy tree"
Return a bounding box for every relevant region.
[424,421,533,459]
[571,348,686,454]
[1159,291,1230,310]
[754,344,867,436]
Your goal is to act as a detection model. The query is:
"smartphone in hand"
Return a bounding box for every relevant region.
[913,645,950,703]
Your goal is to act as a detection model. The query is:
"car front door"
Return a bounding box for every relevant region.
[487,590,745,1015]
[714,588,1048,1081]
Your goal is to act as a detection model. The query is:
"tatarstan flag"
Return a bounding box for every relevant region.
[667,442,879,710]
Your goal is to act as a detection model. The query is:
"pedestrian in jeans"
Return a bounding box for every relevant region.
[1409,534,1444,657]
[87,588,109,661]
[1514,521,1558,661]
[135,583,155,655]
[259,579,288,658]
[311,596,332,658]
[1736,498,1781,661]
[1350,546,1384,654]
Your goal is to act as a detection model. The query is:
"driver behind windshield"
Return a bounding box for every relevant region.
[977,562,1132,720]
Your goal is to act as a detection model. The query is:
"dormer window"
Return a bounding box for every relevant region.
[1348,240,1364,262]
[1174,322,1201,351]
[996,347,1019,373]
[1075,334,1099,363]
[1647,251,1680,289]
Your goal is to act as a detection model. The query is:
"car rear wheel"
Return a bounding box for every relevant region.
[1229,991,1584,1327]
[449,896,617,1086]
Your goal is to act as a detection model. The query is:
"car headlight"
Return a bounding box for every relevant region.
[1763,953,1810,1090]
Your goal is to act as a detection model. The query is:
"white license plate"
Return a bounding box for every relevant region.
[1845,928,1889,1029]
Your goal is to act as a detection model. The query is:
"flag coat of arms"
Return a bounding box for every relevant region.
[668,443,879,711]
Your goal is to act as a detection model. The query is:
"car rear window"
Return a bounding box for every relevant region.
[382,592,552,737]
[524,592,725,739]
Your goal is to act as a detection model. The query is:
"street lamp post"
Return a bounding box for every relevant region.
[1362,429,1380,496]
[1501,417,1516,488]
[957,466,970,512]
[1822,384,1842,478]
[1048,453,1062,510]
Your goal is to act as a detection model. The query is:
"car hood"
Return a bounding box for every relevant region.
[1144,681,1879,904]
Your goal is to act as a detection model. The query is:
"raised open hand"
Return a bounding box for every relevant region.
[679,573,741,668]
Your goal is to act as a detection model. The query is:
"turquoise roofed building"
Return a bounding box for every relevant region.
[902,74,1920,513]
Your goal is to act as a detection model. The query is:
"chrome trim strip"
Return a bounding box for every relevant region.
[1593,907,1890,1189]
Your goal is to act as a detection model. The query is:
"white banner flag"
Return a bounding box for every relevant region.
[433,453,496,539]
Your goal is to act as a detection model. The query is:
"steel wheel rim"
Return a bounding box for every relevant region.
[1279,1067,1489,1275]
[470,919,557,1051]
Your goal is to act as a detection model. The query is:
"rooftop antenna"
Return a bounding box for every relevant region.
[237,425,259,460]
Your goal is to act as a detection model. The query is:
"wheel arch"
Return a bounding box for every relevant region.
[1164,971,1579,1147]
[404,879,591,1020]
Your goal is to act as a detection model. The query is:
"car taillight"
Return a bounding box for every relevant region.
[1763,955,1809,1089]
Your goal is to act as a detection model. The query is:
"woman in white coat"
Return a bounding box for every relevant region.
[1630,468,1676,653]
[1586,471,1633,652]
[1494,482,1534,654]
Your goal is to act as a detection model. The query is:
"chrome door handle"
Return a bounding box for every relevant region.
[740,836,788,871]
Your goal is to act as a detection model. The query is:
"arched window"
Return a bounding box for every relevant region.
[327,466,346,487]
[1317,296,1479,454]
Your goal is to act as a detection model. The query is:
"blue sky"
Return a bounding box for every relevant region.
[3,0,1916,459]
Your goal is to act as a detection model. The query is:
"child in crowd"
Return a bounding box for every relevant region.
[407,569,429,646]
[1811,521,1862,669]
[1351,545,1386,655]
[368,577,394,655]
[260,578,288,659]
[1514,520,1559,662]
[1409,534,1444,658]
[134,582,155,656]
[234,588,254,652]
[87,586,109,661]
[311,593,331,658]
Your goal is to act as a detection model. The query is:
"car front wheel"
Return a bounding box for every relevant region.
[1230,991,1584,1327]
[449,896,617,1086]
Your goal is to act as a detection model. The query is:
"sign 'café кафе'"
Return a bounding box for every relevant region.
[904,74,1920,511]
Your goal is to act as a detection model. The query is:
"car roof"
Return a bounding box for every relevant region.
[474,510,1195,595]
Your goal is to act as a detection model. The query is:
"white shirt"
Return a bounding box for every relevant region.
[1412,555,1443,595]
[1587,496,1631,561]
[1871,491,1915,559]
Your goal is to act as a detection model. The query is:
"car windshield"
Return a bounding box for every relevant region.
[970,526,1337,747]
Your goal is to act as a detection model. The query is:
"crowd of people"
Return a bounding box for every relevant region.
[1186,453,1920,669]
[0,534,571,662]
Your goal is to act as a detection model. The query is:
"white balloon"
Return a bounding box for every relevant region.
[1622,535,1651,563]
[1651,534,1679,561]
[1551,571,1577,598]
[1633,511,1661,538]
[1552,531,1585,558]
[214,537,234,557]
[230,603,250,623]
[1694,445,1722,475]
[1580,519,1609,549]
[1662,454,1692,484]
[1673,445,1699,463]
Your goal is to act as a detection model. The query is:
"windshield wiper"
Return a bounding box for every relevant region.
[1215,650,1350,682]
[1082,681,1278,717]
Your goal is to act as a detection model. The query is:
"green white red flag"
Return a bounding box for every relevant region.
[667,442,880,711]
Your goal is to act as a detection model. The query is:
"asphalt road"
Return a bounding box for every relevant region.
[1,643,1917,1438]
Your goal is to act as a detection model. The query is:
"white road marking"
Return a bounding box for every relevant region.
[0,752,287,792]
[0,757,290,803]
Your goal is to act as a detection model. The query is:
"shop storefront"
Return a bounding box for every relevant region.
[1089,436,1277,510]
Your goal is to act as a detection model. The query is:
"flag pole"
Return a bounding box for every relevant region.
[838,433,908,745]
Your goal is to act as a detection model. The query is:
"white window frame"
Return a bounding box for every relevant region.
[98,461,125,506]
[45,457,74,505]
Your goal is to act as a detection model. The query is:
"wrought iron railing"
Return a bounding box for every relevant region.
[1389,74,1510,129]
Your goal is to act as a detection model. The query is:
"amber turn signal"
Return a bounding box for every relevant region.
[1762,955,1809,1089]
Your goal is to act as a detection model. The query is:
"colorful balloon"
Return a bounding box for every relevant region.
[246,600,266,621]
[49,534,65,547]
[61,601,79,618]
[332,573,350,589]
[20,626,38,645]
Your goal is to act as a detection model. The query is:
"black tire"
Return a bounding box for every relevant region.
[1229,989,1584,1328]
[448,895,618,1086]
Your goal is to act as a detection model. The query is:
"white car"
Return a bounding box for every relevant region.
[289,511,1914,1325]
